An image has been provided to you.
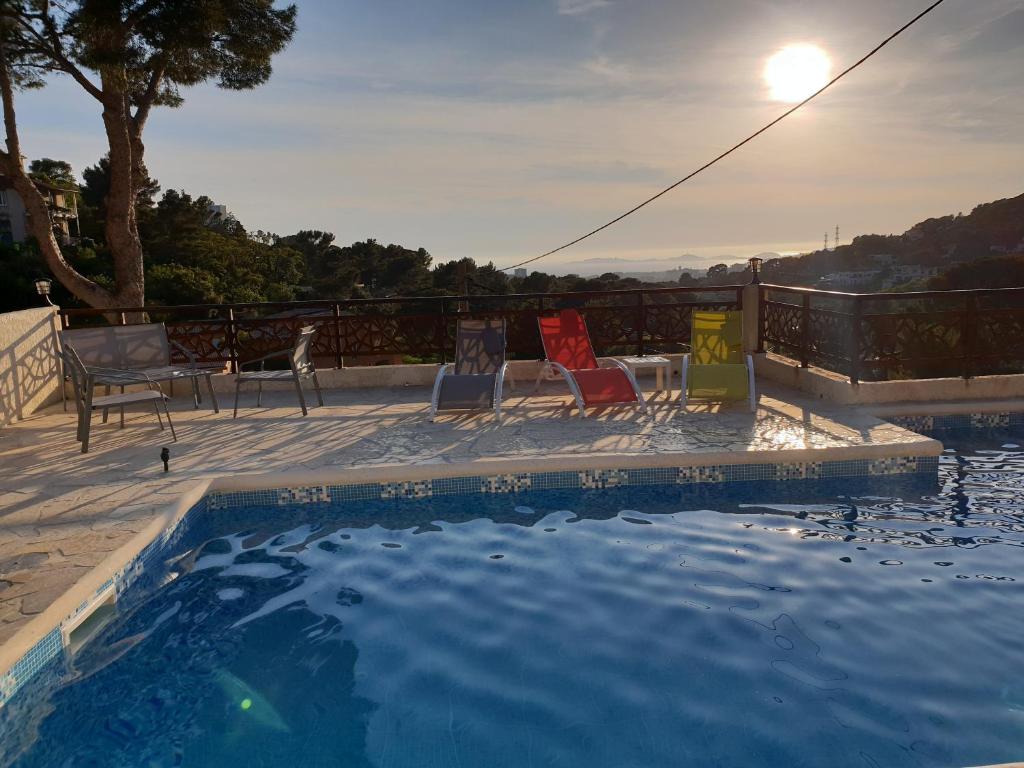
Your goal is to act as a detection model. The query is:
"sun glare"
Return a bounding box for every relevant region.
[764,44,831,103]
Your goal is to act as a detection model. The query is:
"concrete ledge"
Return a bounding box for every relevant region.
[756,353,1024,406]
[870,399,1024,418]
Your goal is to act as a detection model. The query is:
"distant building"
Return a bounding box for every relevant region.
[0,176,79,246]
[514,268,527,278]
[208,203,230,223]
[881,264,940,288]
[819,270,878,289]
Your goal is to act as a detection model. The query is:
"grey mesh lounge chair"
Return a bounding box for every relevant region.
[61,343,176,453]
[59,323,219,413]
[233,325,323,417]
[429,319,510,422]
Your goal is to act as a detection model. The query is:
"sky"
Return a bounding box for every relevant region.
[15,0,1024,274]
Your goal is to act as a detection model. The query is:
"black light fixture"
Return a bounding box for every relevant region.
[747,257,763,285]
[34,277,54,305]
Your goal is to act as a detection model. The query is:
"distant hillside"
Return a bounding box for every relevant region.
[761,193,1024,290]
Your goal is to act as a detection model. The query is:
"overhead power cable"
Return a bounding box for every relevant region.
[499,0,947,273]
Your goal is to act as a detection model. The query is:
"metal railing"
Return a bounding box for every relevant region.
[758,284,1024,383]
[58,286,745,372]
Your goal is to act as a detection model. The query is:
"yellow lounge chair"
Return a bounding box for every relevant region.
[681,311,756,412]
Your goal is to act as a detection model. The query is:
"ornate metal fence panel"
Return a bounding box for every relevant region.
[58,286,744,370]
[759,285,1024,383]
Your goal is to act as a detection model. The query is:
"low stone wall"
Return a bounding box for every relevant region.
[756,352,1024,405]
[0,307,61,428]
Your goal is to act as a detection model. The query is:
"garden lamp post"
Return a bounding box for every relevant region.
[34,278,54,305]
[747,257,763,285]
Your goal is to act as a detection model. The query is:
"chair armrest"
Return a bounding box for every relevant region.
[169,339,199,369]
[238,349,290,372]
[86,366,158,385]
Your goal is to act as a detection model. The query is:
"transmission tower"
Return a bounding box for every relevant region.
[834,225,840,249]
[824,232,829,252]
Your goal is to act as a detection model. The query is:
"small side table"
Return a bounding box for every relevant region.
[617,355,672,392]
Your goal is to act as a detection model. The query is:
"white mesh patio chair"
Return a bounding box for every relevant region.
[233,325,324,417]
[61,343,176,453]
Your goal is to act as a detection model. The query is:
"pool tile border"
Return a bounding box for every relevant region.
[0,452,940,709]
[204,456,938,509]
[888,412,1024,432]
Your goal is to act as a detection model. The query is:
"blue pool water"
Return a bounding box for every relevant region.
[4,430,1024,767]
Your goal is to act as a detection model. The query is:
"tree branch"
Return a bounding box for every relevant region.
[0,37,113,308]
[7,9,104,101]
[131,61,164,130]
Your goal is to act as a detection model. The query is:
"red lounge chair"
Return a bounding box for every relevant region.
[536,309,647,418]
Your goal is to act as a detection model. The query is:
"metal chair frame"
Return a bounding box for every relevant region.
[61,344,176,453]
[233,326,323,417]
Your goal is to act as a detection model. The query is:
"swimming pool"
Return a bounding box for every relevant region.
[2,428,1022,767]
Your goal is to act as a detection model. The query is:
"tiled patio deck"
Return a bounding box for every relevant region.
[0,381,935,647]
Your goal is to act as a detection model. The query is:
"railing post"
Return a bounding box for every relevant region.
[440,297,449,364]
[800,293,811,368]
[849,296,862,385]
[332,302,343,369]
[226,307,238,374]
[756,286,765,353]
[962,293,976,380]
[637,290,646,356]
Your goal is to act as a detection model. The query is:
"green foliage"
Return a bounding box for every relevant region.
[28,159,76,188]
[141,190,303,305]
[930,254,1024,291]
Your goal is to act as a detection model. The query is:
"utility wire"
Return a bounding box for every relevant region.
[499,0,946,273]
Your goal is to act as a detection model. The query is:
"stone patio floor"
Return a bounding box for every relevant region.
[0,381,931,647]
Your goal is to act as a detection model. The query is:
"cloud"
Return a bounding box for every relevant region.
[556,0,610,16]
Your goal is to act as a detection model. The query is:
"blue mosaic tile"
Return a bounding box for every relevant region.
[430,476,482,497]
[326,483,381,502]
[889,411,1024,433]
[530,471,583,491]
[624,467,679,486]
[722,464,774,482]
[0,629,63,707]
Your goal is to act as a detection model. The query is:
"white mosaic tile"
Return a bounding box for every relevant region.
[481,474,532,494]
[277,486,332,505]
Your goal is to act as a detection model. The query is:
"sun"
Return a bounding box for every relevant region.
[764,44,831,103]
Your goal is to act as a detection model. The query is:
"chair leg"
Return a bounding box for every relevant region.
[81,408,93,453]
[154,399,165,430]
[293,375,308,416]
[119,385,125,429]
[312,373,324,407]
[256,381,263,408]
[102,384,110,423]
[205,375,220,413]
[191,377,201,409]
[163,398,177,441]
[233,378,242,418]
[533,363,548,393]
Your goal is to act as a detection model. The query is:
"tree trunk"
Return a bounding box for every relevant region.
[99,69,145,307]
[0,40,116,308]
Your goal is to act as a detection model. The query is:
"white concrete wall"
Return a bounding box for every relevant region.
[755,352,1024,405]
[0,306,61,427]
